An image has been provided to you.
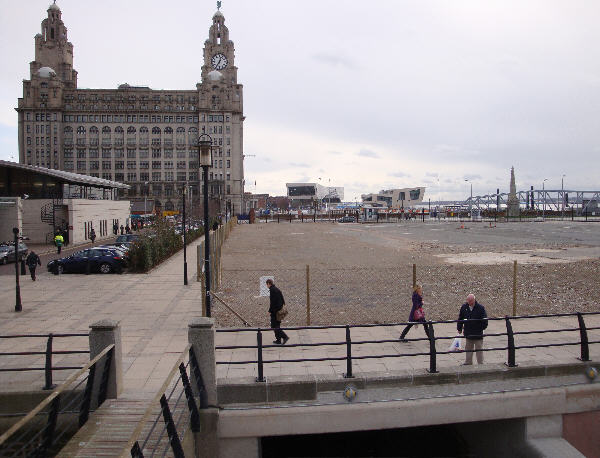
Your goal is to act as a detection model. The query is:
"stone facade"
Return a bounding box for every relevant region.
[16,3,245,215]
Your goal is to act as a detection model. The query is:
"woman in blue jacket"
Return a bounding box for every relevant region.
[400,284,430,341]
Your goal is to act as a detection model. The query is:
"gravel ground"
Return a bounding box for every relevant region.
[214,221,600,327]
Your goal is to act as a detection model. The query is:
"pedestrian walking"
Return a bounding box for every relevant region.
[125,224,131,234]
[457,294,488,365]
[113,222,119,235]
[120,225,124,235]
[399,284,430,341]
[89,228,96,245]
[266,279,289,345]
[25,251,41,281]
[54,232,64,254]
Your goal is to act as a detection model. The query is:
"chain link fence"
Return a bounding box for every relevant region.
[213,261,600,327]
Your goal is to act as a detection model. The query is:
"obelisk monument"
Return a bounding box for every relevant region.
[507,166,520,218]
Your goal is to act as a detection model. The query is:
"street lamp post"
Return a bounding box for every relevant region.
[542,178,548,220]
[182,185,188,286]
[561,174,566,220]
[198,134,213,317]
[13,227,22,312]
[464,179,472,217]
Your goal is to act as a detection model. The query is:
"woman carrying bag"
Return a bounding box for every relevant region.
[400,284,430,342]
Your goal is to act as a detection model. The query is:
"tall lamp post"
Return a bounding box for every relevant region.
[561,174,566,220]
[182,185,188,286]
[542,178,548,220]
[198,134,213,317]
[13,227,22,312]
[464,179,472,217]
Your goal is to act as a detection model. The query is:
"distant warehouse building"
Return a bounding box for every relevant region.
[286,183,344,208]
[361,187,426,208]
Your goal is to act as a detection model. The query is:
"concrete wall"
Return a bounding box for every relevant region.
[69,199,130,245]
[22,199,53,244]
[0,198,20,241]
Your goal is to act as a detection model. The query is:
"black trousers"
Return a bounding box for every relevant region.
[270,314,288,342]
[57,245,62,254]
[400,320,430,340]
[29,267,36,281]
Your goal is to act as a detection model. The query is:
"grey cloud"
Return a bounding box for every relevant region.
[289,162,310,168]
[357,148,379,158]
[312,53,356,69]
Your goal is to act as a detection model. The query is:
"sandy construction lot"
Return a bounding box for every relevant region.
[215,220,600,327]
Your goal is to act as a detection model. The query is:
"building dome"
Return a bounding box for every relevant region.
[213,10,224,18]
[207,70,223,82]
[48,2,60,11]
[37,66,57,78]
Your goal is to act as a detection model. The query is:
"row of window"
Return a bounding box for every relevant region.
[26,125,57,134]
[60,114,230,123]
[67,94,198,104]
[63,159,230,170]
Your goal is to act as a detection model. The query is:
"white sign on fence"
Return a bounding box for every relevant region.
[259,275,274,297]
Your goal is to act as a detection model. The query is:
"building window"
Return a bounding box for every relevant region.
[152,172,161,181]
[127,161,137,170]
[140,172,149,181]
[127,172,137,181]
[102,161,112,169]
[115,173,124,181]
[115,161,124,170]
[152,161,161,169]
[77,161,86,170]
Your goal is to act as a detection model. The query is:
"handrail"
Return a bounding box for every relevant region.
[120,343,192,458]
[0,343,114,447]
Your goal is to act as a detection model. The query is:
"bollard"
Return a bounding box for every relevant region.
[343,325,353,378]
[306,265,311,325]
[426,322,438,373]
[43,334,55,390]
[256,328,265,382]
[89,320,123,399]
[20,259,26,275]
[412,264,416,288]
[512,260,517,316]
[504,317,517,367]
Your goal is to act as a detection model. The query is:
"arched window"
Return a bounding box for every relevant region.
[89,126,99,134]
[77,126,86,135]
[102,126,111,133]
[115,126,124,133]
[140,127,148,133]
[188,127,198,145]
[64,126,73,134]
[164,127,173,134]
[152,127,161,135]
[127,126,136,134]
[176,127,186,145]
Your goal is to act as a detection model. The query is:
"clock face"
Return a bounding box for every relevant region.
[211,53,228,70]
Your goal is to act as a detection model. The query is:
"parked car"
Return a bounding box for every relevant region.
[112,234,141,250]
[47,247,126,274]
[0,242,28,264]
[337,216,356,223]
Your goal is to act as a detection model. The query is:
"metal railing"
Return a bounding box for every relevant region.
[215,312,599,381]
[123,344,207,458]
[0,333,89,390]
[0,344,115,457]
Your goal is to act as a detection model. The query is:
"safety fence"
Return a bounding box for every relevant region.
[197,217,236,314]
[215,262,600,327]
[0,344,114,457]
[215,312,600,381]
[0,333,89,390]
[125,344,207,458]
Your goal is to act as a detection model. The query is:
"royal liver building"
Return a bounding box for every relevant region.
[16,2,245,215]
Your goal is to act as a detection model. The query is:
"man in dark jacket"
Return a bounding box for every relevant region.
[266,279,289,345]
[457,294,488,365]
[26,251,41,281]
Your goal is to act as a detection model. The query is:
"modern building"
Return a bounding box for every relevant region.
[361,187,426,208]
[0,160,129,245]
[286,183,344,208]
[16,3,245,216]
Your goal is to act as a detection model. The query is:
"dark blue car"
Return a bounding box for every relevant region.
[47,247,126,274]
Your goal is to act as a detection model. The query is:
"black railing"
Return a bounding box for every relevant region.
[215,312,600,380]
[0,333,89,390]
[0,344,115,457]
[126,345,205,458]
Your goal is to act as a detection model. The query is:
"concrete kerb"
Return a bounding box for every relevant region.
[216,360,598,406]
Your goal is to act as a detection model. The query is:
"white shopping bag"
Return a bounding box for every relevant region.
[448,337,463,352]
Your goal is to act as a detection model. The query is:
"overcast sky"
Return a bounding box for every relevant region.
[1,0,599,201]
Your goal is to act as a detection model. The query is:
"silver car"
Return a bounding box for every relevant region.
[0,243,29,264]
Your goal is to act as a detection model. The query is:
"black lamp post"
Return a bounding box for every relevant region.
[182,185,188,286]
[13,227,22,312]
[198,134,213,317]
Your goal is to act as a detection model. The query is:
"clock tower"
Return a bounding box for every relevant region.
[197,4,245,215]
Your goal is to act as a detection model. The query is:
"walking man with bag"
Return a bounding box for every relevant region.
[266,279,289,345]
[25,251,41,281]
[457,293,488,365]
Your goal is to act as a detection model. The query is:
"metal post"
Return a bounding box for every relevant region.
[188,346,208,408]
[426,322,438,373]
[306,265,311,325]
[344,325,353,378]
[512,260,517,316]
[43,334,55,390]
[13,227,21,312]
[160,394,185,458]
[256,328,265,382]
[576,312,590,361]
[504,317,517,367]
[98,347,114,406]
[179,363,200,432]
[36,395,60,456]
[203,165,212,317]
[79,363,96,427]
[183,187,188,286]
